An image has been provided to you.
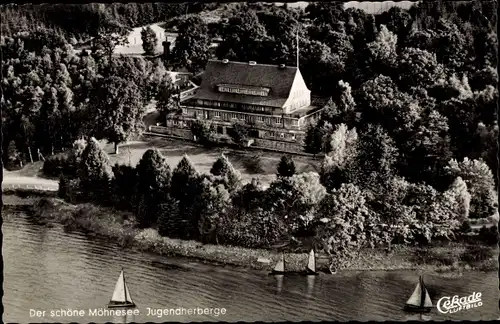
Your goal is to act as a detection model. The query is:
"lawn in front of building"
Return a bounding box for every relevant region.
[101,137,321,188]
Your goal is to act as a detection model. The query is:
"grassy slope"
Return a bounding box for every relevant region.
[101,137,321,188]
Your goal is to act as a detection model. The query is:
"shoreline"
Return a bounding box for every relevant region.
[4,193,498,275]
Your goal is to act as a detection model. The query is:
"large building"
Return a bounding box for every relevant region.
[161,59,325,152]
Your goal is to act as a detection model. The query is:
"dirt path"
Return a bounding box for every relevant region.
[3,163,58,192]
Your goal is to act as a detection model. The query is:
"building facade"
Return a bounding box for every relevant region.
[163,59,325,151]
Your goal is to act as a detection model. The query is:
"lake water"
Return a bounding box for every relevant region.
[3,206,498,322]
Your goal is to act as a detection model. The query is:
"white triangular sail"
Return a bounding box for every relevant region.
[423,289,433,308]
[273,254,285,272]
[306,250,316,273]
[124,280,133,304]
[110,270,133,304]
[406,281,422,307]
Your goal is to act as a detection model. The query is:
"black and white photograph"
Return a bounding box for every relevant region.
[1,1,498,322]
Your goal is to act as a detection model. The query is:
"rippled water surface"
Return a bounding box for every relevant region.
[3,207,499,322]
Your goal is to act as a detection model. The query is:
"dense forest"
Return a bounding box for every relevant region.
[1,2,498,268]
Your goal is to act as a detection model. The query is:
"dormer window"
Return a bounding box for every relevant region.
[217,84,270,97]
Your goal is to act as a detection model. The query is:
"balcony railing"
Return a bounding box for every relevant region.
[180,86,198,100]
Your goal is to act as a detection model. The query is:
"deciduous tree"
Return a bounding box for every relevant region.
[171,16,210,73]
[90,75,145,154]
[315,183,377,270]
[445,158,498,219]
[320,124,358,191]
[216,11,268,62]
[232,178,265,212]
[397,47,445,91]
[140,26,158,56]
[267,172,326,232]
[92,28,129,63]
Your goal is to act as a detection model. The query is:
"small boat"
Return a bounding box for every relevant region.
[304,249,318,275]
[107,268,136,308]
[404,275,433,313]
[269,253,285,275]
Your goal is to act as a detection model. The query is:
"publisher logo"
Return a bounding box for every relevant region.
[436,292,483,314]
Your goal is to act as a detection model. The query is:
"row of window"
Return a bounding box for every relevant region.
[266,131,296,140]
[166,120,301,141]
[197,100,237,109]
[218,86,269,97]
[211,110,284,124]
[194,99,273,114]
[182,108,301,127]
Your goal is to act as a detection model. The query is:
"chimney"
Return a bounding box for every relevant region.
[279,64,285,69]
[162,41,171,60]
[249,61,257,65]
[222,59,229,64]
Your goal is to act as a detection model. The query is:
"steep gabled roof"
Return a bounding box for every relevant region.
[191,60,299,108]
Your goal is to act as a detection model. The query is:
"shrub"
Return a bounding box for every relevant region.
[457,220,472,234]
[232,178,265,212]
[243,154,265,174]
[228,123,250,147]
[209,154,242,193]
[190,120,216,148]
[58,175,69,199]
[460,246,494,263]
[479,225,499,245]
[277,155,296,178]
[43,153,71,178]
[6,140,24,170]
[217,207,287,248]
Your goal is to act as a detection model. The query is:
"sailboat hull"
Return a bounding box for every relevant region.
[304,269,319,276]
[404,304,432,313]
[107,302,136,308]
[268,270,319,276]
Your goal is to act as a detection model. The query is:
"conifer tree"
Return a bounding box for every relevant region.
[171,155,201,238]
[78,137,114,201]
[210,154,242,193]
[158,195,181,237]
[277,155,296,178]
[136,148,171,194]
[135,148,172,227]
[197,178,231,243]
[171,154,199,201]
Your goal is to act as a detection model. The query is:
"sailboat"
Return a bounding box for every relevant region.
[404,275,433,313]
[269,253,285,275]
[304,249,318,275]
[107,269,136,308]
